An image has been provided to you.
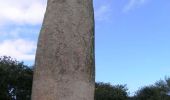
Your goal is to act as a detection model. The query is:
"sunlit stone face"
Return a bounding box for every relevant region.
[31,0,95,100]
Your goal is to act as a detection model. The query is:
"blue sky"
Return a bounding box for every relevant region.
[0,0,170,95]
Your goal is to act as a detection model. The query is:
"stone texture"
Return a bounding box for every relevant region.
[31,0,95,100]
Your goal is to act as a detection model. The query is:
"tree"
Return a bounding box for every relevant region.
[134,85,162,100]
[95,82,128,100]
[134,77,170,100]
[0,56,33,100]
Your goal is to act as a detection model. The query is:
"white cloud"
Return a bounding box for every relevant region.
[0,39,36,61]
[0,0,47,25]
[95,5,111,21]
[123,0,148,12]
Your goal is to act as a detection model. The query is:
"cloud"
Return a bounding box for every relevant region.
[0,39,36,61]
[0,0,47,25]
[0,0,42,63]
[123,0,148,12]
[95,5,111,21]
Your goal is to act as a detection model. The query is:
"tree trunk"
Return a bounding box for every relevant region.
[31,0,95,100]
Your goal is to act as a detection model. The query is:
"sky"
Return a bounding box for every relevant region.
[0,0,170,95]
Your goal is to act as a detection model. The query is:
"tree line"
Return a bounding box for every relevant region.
[0,56,170,100]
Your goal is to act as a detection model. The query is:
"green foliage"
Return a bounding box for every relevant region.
[134,77,170,100]
[134,86,162,100]
[0,56,33,100]
[95,82,128,100]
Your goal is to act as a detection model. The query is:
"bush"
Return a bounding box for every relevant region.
[0,56,33,100]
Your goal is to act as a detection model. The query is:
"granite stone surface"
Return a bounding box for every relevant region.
[31,0,95,100]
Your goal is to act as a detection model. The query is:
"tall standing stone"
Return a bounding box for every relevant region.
[31,0,95,100]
